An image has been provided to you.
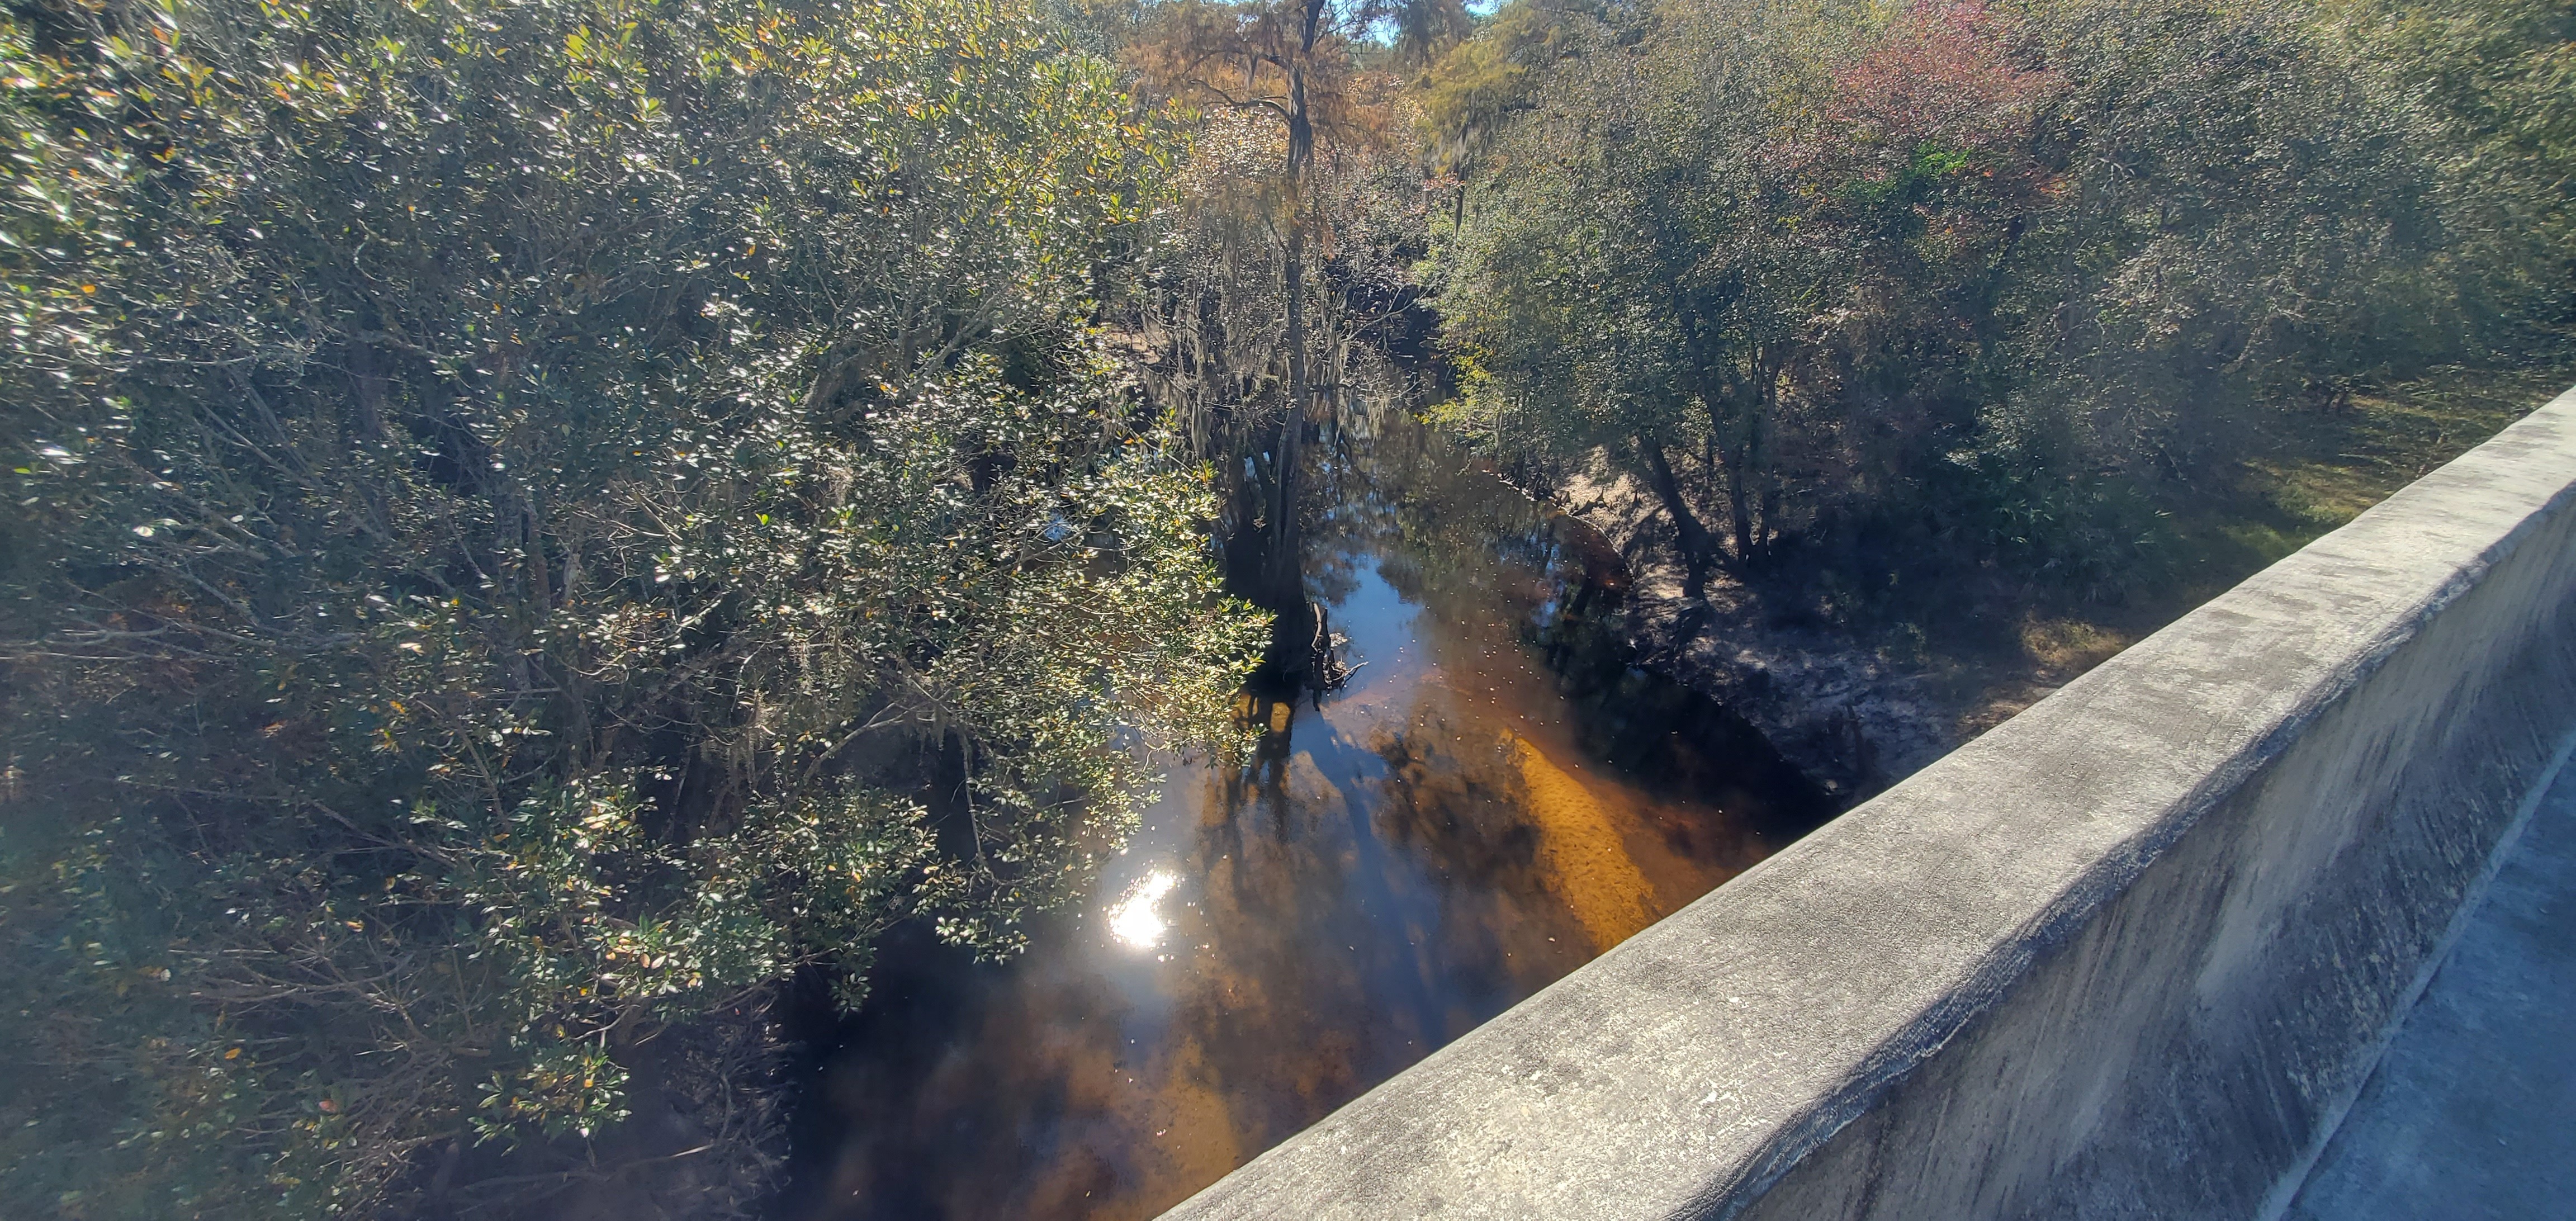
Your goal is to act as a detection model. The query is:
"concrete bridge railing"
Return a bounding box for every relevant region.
[1161,382,2576,1221]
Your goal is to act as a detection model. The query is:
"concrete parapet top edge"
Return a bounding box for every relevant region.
[1158,382,2576,1221]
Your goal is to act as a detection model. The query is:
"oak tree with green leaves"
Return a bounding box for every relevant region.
[1432,0,2546,602]
[0,0,1264,1213]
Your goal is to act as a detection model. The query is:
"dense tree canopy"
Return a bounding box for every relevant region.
[1432,0,2573,598]
[0,0,1261,1212]
[2,0,2568,1212]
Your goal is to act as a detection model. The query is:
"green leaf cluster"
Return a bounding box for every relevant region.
[0,0,1265,1213]
[1430,0,2571,599]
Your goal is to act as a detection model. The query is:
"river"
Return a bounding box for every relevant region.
[778,403,1829,1219]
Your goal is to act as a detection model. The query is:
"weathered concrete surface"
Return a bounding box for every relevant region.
[1157,382,2576,1221]
[2283,742,2576,1220]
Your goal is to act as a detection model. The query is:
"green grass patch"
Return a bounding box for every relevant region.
[2159,359,2576,614]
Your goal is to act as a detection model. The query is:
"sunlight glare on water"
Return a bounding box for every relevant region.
[791,407,1831,1221]
[1108,870,1181,949]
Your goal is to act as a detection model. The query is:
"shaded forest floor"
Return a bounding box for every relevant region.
[1557,359,2576,804]
[1961,359,2576,733]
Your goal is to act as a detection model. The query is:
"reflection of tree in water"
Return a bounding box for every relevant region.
[1364,718,1595,986]
[1217,389,1604,716]
[1322,408,1594,631]
[1299,404,1832,845]
[1216,429,1339,706]
[794,396,1829,1221]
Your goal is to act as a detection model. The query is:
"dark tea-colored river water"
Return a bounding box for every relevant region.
[781,406,1829,1220]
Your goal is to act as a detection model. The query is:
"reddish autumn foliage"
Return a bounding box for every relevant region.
[1784,0,2064,266]
[1782,2,2066,388]
[1826,2,2062,174]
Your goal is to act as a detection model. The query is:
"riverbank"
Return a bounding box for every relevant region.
[1544,361,2576,805]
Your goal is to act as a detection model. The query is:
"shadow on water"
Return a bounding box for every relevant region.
[776,404,1831,1221]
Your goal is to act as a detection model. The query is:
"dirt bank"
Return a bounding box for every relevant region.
[1552,466,1947,806]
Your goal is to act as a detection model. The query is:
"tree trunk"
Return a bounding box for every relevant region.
[1759,484,1781,561]
[1642,440,1715,600]
[1264,223,1306,611]
[1725,438,1753,566]
[1268,20,1319,599]
[1252,0,1330,642]
[1746,351,1784,565]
